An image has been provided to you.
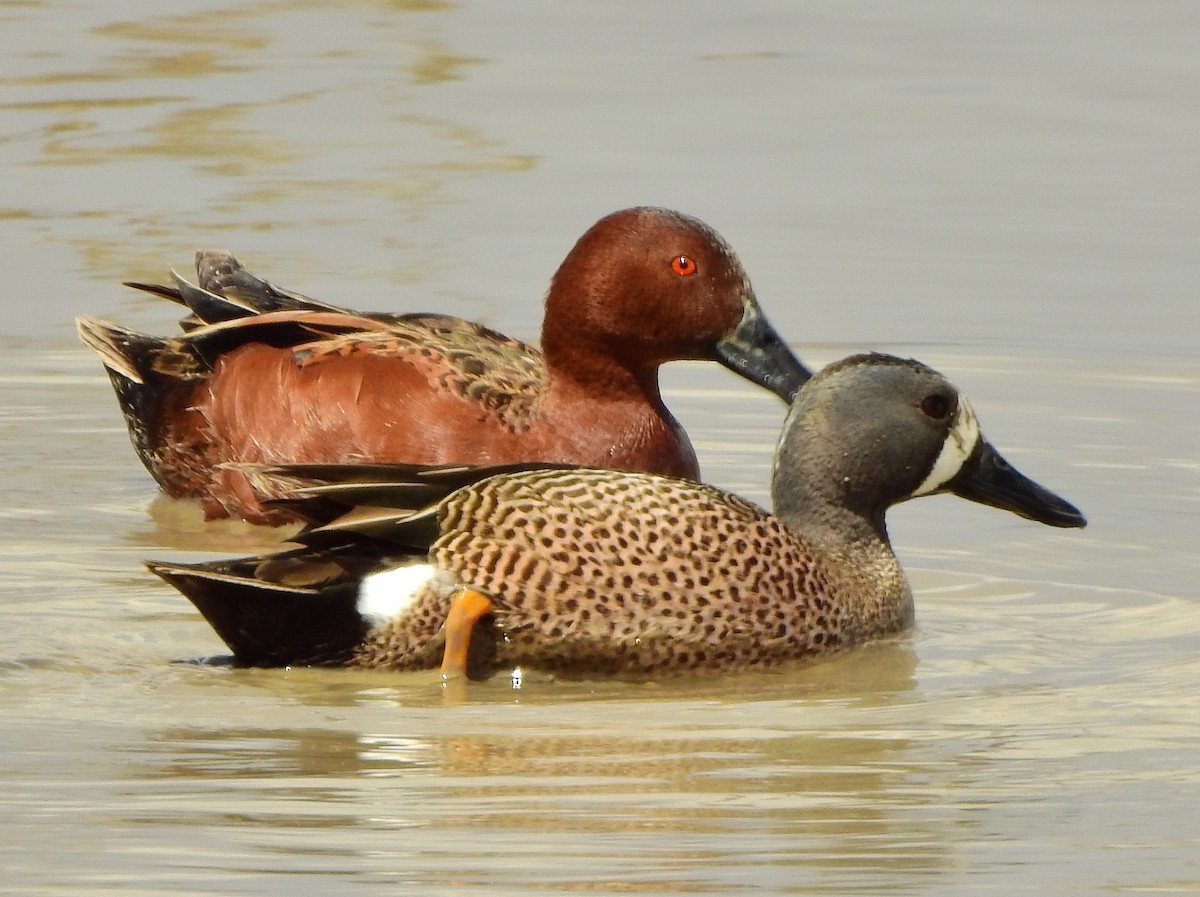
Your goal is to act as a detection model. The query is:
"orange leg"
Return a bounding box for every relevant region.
[440,587,494,680]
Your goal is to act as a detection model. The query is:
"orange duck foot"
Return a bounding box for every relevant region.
[440,587,494,680]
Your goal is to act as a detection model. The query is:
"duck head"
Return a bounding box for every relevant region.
[541,207,811,401]
[771,354,1087,538]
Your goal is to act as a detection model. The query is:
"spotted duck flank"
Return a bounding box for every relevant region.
[147,353,1086,678]
[76,207,810,525]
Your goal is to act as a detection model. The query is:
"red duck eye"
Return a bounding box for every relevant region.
[671,255,697,276]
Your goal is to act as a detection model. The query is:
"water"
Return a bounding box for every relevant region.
[1,2,1197,894]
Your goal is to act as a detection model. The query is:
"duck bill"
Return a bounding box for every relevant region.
[713,299,812,403]
[948,440,1087,528]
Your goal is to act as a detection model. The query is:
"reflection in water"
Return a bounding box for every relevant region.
[2,0,535,298]
[117,646,956,893]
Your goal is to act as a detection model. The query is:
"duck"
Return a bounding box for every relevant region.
[146,353,1087,678]
[76,207,811,525]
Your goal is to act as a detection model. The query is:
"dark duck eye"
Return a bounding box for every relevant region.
[920,393,953,420]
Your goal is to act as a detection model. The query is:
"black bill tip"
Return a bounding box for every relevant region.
[949,440,1087,529]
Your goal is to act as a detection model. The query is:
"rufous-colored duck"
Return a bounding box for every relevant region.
[76,207,810,525]
[147,353,1087,679]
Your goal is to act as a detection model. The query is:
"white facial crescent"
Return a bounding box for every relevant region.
[911,397,981,497]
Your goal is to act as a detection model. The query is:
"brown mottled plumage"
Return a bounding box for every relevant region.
[76,207,811,525]
[353,469,897,675]
[147,354,1086,678]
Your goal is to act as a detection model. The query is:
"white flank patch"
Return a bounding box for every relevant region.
[357,563,441,627]
[911,397,981,497]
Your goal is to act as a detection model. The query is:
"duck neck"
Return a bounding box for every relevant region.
[541,324,664,404]
[772,458,914,643]
[772,435,892,543]
[540,330,698,479]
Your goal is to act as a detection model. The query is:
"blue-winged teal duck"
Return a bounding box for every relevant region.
[147,353,1086,678]
[75,207,810,525]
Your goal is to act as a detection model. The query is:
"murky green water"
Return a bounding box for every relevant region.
[1,2,1197,894]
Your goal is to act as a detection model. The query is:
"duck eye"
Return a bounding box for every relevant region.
[671,255,697,276]
[920,394,952,419]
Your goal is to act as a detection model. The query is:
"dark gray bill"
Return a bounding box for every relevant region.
[949,440,1087,528]
[713,299,812,402]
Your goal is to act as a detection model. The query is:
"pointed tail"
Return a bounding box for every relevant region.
[146,554,371,667]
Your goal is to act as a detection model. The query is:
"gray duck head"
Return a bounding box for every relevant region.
[770,354,1087,540]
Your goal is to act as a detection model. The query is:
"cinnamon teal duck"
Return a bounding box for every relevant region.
[76,207,810,526]
[146,353,1086,678]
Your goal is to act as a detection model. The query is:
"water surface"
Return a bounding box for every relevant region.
[1,2,1197,895]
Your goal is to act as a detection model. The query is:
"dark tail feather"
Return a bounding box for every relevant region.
[194,249,347,315]
[146,558,370,667]
[124,270,260,328]
[126,251,358,332]
[76,315,201,475]
[120,279,184,304]
[76,315,157,384]
[250,461,577,515]
[242,461,577,546]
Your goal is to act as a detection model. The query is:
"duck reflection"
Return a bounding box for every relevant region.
[126,643,966,890]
